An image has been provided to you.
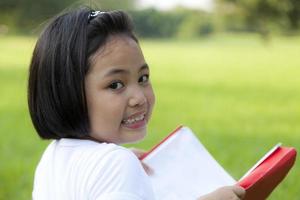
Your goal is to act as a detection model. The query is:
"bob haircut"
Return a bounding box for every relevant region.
[28,7,138,139]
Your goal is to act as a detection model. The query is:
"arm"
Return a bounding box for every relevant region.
[197,186,246,200]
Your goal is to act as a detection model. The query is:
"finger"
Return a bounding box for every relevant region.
[232,185,246,199]
[129,147,146,159]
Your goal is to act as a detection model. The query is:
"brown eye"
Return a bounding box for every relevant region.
[139,74,149,84]
[109,81,124,90]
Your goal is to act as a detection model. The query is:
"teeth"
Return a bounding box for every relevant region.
[122,114,145,125]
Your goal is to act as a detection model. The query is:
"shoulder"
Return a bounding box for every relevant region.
[81,144,155,200]
[34,139,155,199]
[82,144,144,182]
[71,140,139,169]
[53,138,139,170]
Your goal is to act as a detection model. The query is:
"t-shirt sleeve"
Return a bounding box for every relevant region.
[95,192,146,200]
[85,147,155,200]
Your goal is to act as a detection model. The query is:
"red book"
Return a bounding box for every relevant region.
[238,145,296,200]
[141,126,297,200]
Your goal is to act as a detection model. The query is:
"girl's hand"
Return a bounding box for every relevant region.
[197,186,246,200]
[129,147,154,175]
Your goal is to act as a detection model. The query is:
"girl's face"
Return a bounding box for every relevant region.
[85,35,155,144]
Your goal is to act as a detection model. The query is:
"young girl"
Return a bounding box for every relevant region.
[28,7,246,200]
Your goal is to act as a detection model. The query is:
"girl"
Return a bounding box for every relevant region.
[28,7,245,200]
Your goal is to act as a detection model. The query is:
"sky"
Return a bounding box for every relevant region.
[136,0,214,11]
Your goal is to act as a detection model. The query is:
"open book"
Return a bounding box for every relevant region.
[140,126,297,200]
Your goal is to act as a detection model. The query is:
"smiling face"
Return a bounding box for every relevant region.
[85,35,155,144]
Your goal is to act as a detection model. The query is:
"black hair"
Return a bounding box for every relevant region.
[28,7,138,139]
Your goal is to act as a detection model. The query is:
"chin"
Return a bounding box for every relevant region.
[120,129,147,144]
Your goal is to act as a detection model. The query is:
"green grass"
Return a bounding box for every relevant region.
[1,34,300,199]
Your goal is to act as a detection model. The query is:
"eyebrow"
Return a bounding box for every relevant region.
[104,63,149,77]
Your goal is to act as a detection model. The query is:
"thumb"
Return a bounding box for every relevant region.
[232,185,246,199]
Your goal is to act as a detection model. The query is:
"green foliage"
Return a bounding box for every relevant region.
[217,0,300,35]
[130,8,184,38]
[286,0,300,29]
[92,0,137,10]
[130,8,215,38]
[176,10,214,38]
[0,0,137,33]
[0,0,75,33]
[1,35,300,199]
[0,0,216,38]
[0,0,300,36]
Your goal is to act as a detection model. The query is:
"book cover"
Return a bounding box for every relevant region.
[141,126,296,200]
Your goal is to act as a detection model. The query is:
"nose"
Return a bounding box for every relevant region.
[128,87,146,107]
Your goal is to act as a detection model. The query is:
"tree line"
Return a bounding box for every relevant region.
[0,0,299,37]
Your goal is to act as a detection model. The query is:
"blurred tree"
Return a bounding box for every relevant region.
[130,8,215,39]
[0,0,136,33]
[130,8,184,38]
[0,0,75,33]
[93,0,137,10]
[176,9,214,38]
[286,0,300,30]
[217,0,300,37]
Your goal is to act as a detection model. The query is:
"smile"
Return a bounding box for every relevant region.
[122,114,145,125]
[121,111,148,130]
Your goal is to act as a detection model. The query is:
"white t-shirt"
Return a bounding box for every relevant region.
[32,138,155,200]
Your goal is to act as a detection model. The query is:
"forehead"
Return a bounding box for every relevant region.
[88,35,144,72]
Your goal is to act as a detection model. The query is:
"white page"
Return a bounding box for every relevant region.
[143,127,236,200]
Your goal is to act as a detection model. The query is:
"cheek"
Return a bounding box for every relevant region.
[109,100,127,122]
[95,95,125,119]
[86,90,124,123]
[146,85,155,108]
[89,95,127,135]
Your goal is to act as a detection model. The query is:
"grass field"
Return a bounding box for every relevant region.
[0,34,300,199]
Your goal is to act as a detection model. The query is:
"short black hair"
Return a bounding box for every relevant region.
[28,7,138,139]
